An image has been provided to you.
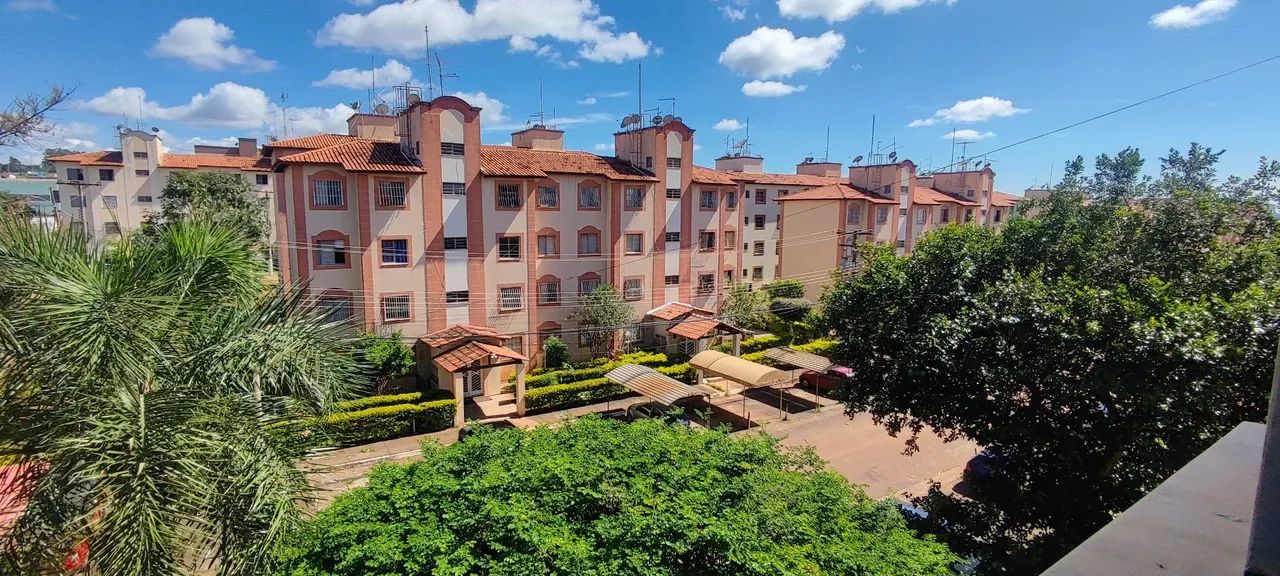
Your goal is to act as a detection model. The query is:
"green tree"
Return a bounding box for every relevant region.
[717,282,769,330]
[569,283,635,356]
[0,85,70,148]
[275,416,959,576]
[542,335,569,369]
[357,330,414,391]
[4,156,23,173]
[0,190,30,217]
[146,171,271,247]
[821,145,1280,574]
[0,215,363,576]
[764,278,806,299]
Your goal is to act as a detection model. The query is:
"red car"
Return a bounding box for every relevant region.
[798,365,852,391]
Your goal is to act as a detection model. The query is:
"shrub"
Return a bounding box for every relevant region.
[763,279,806,299]
[358,330,415,382]
[711,334,781,354]
[793,339,837,356]
[770,298,812,322]
[542,335,569,369]
[513,352,671,391]
[524,378,629,413]
[276,399,457,450]
[333,392,425,412]
[655,363,695,383]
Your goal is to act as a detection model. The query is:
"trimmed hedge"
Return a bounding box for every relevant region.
[793,339,837,356]
[512,352,672,391]
[275,399,457,451]
[655,363,695,383]
[524,378,629,413]
[711,334,782,354]
[332,388,453,412]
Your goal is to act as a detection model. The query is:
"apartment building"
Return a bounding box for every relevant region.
[778,160,1022,301]
[48,131,274,242]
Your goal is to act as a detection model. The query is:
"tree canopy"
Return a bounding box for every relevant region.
[145,171,271,247]
[0,86,70,148]
[570,283,635,356]
[821,144,1280,574]
[274,416,959,576]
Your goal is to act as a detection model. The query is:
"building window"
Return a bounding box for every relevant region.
[994,209,1003,223]
[724,230,735,249]
[538,280,561,305]
[724,269,734,284]
[103,195,118,208]
[441,142,465,156]
[138,195,153,203]
[697,273,714,295]
[497,184,522,209]
[665,231,680,243]
[579,277,601,298]
[965,208,974,222]
[725,190,737,209]
[664,274,679,286]
[625,187,645,209]
[754,215,765,230]
[444,236,468,250]
[752,267,764,281]
[941,208,951,223]
[499,286,523,311]
[666,157,681,168]
[537,233,559,257]
[377,181,407,208]
[135,169,150,177]
[578,231,600,255]
[699,189,717,210]
[966,189,975,198]
[876,206,889,225]
[901,185,909,197]
[319,296,352,321]
[256,174,270,185]
[132,151,148,159]
[67,168,84,181]
[645,156,653,169]
[312,180,344,207]
[847,204,862,226]
[755,188,766,204]
[69,195,83,208]
[623,278,643,300]
[625,232,643,255]
[316,239,347,266]
[578,186,600,210]
[104,222,121,235]
[666,188,681,199]
[98,169,114,181]
[443,182,466,195]
[778,189,789,197]
[915,207,927,225]
[498,236,521,260]
[507,336,524,355]
[699,231,716,251]
[381,294,411,322]
[380,238,409,265]
[537,185,559,208]
[753,241,765,256]
[445,290,469,304]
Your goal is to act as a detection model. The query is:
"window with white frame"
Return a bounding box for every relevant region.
[498,236,521,260]
[941,208,951,222]
[666,188,681,199]
[623,278,642,300]
[723,230,735,249]
[499,286,523,310]
[700,189,717,209]
[699,231,716,251]
[312,180,344,207]
[755,188,766,204]
[98,169,114,181]
[578,186,601,209]
[69,195,83,208]
[445,290,469,303]
[876,206,889,224]
[915,207,927,225]
[664,274,679,286]
[697,273,714,294]
[444,237,468,250]
[753,241,765,256]
[666,157,681,168]
[377,181,406,207]
[441,142,465,156]
[256,174,269,185]
[665,231,680,243]
[538,280,561,305]
[537,186,558,208]
[725,190,737,209]
[537,234,558,257]
[381,294,411,321]
[443,182,466,195]
[754,215,765,229]
[319,296,352,321]
[316,239,346,266]
[847,204,862,225]
[67,168,84,181]
[579,277,601,298]
[103,195,118,208]
[625,187,644,209]
[625,233,643,255]
[578,231,600,255]
[752,267,764,281]
[497,184,521,208]
[380,238,409,265]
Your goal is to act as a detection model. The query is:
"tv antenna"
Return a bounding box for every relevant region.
[424,26,434,99]
[435,53,457,94]
[658,97,676,117]
[279,89,289,138]
[823,125,831,162]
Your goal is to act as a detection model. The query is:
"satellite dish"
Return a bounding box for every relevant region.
[115,124,126,131]
[661,115,675,124]
[852,155,864,165]
[407,93,421,104]
[374,103,390,115]
[351,101,361,111]
[804,156,814,163]
[974,160,983,168]
[150,127,160,133]
[652,115,663,126]
[984,162,992,168]
[888,151,897,161]
[674,116,682,123]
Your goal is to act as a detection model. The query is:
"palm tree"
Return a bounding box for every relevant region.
[0,215,363,575]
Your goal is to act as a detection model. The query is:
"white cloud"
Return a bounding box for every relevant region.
[313,59,413,89]
[719,27,844,79]
[713,118,744,131]
[593,143,610,151]
[184,136,240,147]
[720,5,746,20]
[908,96,1029,127]
[318,0,651,64]
[1150,0,1235,28]
[488,112,613,132]
[350,0,377,5]
[286,104,358,135]
[6,0,54,11]
[79,83,357,137]
[149,17,275,72]
[942,129,994,141]
[596,91,631,98]
[535,44,579,68]
[742,80,806,97]
[451,91,507,124]
[577,97,598,105]
[777,0,956,23]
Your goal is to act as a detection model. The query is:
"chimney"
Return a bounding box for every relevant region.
[715,154,763,173]
[512,126,565,151]
[796,160,841,178]
[237,138,257,157]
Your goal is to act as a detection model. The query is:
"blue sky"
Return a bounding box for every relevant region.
[3,0,1276,192]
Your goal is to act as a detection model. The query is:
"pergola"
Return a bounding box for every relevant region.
[605,364,707,406]
[689,350,792,417]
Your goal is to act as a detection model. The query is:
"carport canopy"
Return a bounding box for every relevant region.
[689,350,790,388]
[605,364,705,406]
[762,347,833,372]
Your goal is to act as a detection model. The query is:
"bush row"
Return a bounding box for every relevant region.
[793,339,837,356]
[524,378,629,413]
[512,352,673,390]
[710,334,782,355]
[332,388,453,412]
[273,399,457,451]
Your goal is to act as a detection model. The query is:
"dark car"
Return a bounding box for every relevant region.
[799,365,852,391]
[963,450,998,482]
[457,419,518,441]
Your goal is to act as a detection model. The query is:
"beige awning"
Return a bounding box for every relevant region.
[605,364,706,406]
[762,347,833,372]
[689,350,791,388]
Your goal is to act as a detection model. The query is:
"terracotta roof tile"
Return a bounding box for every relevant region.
[991,191,1022,207]
[159,154,272,172]
[277,140,424,173]
[913,187,981,207]
[776,183,898,204]
[265,134,366,150]
[421,324,510,348]
[645,301,714,321]
[479,146,657,182]
[434,341,525,372]
[690,166,845,187]
[46,151,124,166]
[690,166,740,185]
[668,316,740,340]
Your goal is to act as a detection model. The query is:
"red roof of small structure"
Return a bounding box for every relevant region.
[913,187,980,207]
[159,154,272,172]
[265,134,366,151]
[276,140,423,173]
[690,166,740,185]
[46,151,125,166]
[991,191,1022,207]
[668,316,742,340]
[479,145,657,182]
[433,341,526,372]
[420,324,511,348]
[645,302,714,321]
[775,183,898,204]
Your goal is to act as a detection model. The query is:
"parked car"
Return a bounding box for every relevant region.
[799,365,852,391]
[457,419,518,441]
[963,450,999,482]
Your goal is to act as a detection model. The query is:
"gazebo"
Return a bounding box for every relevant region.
[418,325,528,426]
[689,349,792,417]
